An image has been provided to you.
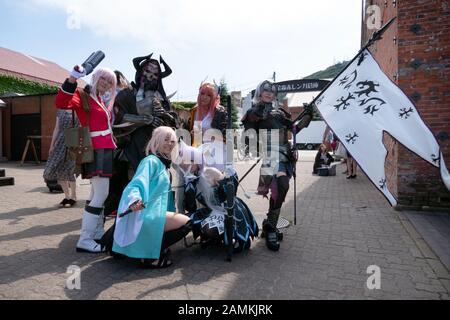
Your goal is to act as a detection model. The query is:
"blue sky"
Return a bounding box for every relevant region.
[0,0,362,101]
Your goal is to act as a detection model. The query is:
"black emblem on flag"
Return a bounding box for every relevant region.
[431,154,439,164]
[316,95,324,105]
[354,81,380,98]
[334,93,355,111]
[359,97,386,116]
[339,70,358,90]
[379,178,387,189]
[399,107,414,119]
[345,132,358,144]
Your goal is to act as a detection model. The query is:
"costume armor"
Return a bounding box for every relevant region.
[241,80,312,251]
[104,53,178,216]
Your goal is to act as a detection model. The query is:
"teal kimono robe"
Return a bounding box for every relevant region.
[112,154,175,259]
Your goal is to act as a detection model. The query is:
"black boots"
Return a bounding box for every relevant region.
[160,220,193,252]
[262,222,280,251]
[261,209,281,252]
[260,219,284,241]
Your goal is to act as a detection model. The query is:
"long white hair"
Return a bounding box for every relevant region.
[196,167,226,213]
[145,126,178,160]
[90,67,117,111]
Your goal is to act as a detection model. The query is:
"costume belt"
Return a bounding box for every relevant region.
[90,129,112,137]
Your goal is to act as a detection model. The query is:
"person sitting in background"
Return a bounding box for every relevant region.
[313,143,334,174]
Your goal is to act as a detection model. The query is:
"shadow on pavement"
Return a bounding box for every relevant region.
[0,219,81,242]
[0,206,63,225]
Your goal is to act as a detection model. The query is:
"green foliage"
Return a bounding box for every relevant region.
[171,101,196,110]
[219,79,239,129]
[303,61,349,80]
[303,61,350,121]
[0,74,58,96]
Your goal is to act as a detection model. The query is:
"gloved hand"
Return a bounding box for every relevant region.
[152,104,166,118]
[151,116,164,128]
[123,113,154,125]
[70,65,86,79]
[142,115,155,125]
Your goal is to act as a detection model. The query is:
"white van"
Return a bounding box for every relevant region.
[294,120,326,150]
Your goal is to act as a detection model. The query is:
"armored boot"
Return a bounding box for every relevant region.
[76,206,105,253]
[262,209,281,251]
[93,208,105,241]
[260,219,284,241]
[85,200,105,243]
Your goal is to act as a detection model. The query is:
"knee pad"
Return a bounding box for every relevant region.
[85,205,103,215]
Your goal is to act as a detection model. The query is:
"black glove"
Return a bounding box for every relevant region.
[151,116,164,128]
[152,104,166,118]
[123,113,154,125]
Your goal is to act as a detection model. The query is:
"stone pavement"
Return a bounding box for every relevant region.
[0,152,449,300]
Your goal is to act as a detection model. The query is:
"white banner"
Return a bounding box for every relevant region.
[315,49,450,205]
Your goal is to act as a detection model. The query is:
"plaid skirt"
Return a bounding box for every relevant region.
[82,148,114,179]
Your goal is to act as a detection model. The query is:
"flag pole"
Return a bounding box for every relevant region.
[308,17,397,108]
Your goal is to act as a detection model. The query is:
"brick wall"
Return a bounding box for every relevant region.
[397,0,450,207]
[362,0,450,208]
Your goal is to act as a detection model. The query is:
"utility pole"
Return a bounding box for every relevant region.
[272,71,276,82]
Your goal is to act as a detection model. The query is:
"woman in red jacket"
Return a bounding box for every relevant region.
[55,65,117,253]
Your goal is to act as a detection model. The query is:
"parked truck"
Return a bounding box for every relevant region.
[294,120,326,150]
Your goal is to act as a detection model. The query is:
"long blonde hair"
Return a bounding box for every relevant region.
[145,126,178,160]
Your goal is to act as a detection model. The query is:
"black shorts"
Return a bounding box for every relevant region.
[82,148,114,179]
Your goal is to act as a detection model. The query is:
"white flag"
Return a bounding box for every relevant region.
[315,49,450,206]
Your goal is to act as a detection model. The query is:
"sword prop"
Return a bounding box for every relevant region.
[118,201,146,218]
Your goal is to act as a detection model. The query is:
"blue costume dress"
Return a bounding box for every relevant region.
[112,154,175,259]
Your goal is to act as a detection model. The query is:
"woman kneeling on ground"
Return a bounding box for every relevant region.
[112,126,192,268]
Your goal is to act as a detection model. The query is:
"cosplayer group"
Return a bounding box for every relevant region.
[54,52,312,268]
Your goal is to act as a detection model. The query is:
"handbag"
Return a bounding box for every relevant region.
[64,89,94,165]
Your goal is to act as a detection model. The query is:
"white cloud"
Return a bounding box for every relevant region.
[24,0,362,100]
[30,0,358,49]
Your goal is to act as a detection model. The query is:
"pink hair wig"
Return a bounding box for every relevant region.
[90,67,117,111]
[195,83,221,121]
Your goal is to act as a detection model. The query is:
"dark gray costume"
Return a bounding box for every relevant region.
[104,54,178,215]
[241,80,312,251]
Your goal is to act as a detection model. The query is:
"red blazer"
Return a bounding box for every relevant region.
[55,81,116,150]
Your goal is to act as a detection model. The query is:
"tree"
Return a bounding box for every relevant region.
[219,79,239,129]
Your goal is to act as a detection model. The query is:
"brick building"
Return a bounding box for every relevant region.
[361,0,450,208]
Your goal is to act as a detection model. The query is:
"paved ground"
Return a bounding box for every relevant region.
[0,152,449,300]
[405,212,450,271]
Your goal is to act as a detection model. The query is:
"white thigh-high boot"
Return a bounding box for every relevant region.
[89,177,109,242]
[76,205,104,253]
[94,209,105,241]
[83,201,104,241]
